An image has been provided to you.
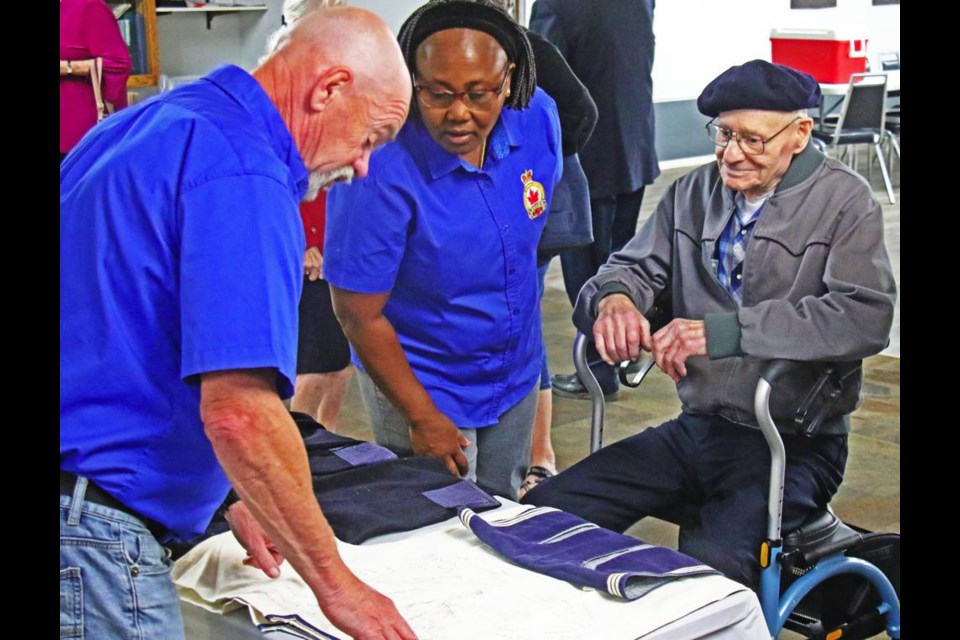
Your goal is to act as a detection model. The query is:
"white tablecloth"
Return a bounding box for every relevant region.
[175,503,769,640]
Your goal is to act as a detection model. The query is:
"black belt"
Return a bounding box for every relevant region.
[60,469,167,540]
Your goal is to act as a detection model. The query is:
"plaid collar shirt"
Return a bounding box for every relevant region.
[715,192,770,304]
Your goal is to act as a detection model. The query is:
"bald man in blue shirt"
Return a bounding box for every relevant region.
[60,9,417,639]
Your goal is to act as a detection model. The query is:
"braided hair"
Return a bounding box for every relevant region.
[397,0,536,110]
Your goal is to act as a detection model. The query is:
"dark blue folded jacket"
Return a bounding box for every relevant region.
[169,412,498,556]
[461,506,717,600]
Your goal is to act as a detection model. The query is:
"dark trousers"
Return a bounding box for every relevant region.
[559,188,646,390]
[559,187,646,308]
[522,412,848,589]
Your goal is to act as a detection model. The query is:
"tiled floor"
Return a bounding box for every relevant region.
[335,146,900,637]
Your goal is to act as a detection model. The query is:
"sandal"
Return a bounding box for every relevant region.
[518,465,555,499]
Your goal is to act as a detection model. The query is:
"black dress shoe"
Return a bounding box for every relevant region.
[550,373,620,400]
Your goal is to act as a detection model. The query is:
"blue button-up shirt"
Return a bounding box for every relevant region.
[60,65,307,540]
[325,88,562,427]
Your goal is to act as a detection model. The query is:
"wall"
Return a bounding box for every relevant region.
[155,0,416,81]
[351,0,419,34]
[156,1,288,79]
[651,0,900,102]
[520,0,899,160]
[154,0,899,160]
[239,2,286,67]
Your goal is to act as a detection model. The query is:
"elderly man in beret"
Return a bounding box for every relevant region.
[522,60,897,589]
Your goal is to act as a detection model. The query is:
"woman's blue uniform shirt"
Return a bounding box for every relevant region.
[325,88,562,427]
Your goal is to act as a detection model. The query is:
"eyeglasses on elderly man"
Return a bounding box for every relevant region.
[706,115,802,155]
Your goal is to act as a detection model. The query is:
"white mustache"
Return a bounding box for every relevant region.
[302,166,356,202]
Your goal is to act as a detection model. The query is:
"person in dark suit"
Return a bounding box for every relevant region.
[522,27,598,496]
[529,0,660,398]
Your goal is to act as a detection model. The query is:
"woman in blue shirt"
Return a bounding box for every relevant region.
[324,0,562,499]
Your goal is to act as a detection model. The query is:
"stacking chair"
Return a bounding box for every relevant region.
[878,51,900,71]
[876,52,901,172]
[883,107,900,174]
[812,73,895,205]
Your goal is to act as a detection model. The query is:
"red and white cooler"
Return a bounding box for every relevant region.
[770,28,869,83]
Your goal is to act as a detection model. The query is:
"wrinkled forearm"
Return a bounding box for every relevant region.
[201,371,354,601]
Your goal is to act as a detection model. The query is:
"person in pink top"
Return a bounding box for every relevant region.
[60,0,132,160]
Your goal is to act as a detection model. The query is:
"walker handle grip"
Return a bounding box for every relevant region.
[759,360,793,387]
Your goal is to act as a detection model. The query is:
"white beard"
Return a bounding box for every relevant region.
[302,166,356,202]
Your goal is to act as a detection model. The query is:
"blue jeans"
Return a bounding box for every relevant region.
[60,477,184,639]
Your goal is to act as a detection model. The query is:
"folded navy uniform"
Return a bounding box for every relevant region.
[460,506,718,600]
[171,412,499,556]
[292,410,399,474]
[311,455,498,543]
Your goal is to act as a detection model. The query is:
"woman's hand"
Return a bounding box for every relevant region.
[410,412,471,477]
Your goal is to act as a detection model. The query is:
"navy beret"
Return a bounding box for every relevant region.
[697,59,822,117]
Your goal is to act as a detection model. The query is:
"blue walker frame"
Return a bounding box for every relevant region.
[572,333,901,638]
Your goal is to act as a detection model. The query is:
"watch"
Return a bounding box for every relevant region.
[66,60,73,75]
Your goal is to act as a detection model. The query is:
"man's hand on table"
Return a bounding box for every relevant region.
[225,500,284,578]
[318,568,419,640]
[229,501,419,639]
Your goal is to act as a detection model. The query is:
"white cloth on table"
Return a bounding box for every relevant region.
[173,504,766,639]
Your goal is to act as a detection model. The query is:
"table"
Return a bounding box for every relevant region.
[175,503,769,639]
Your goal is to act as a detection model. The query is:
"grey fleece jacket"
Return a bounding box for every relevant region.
[573,144,897,434]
